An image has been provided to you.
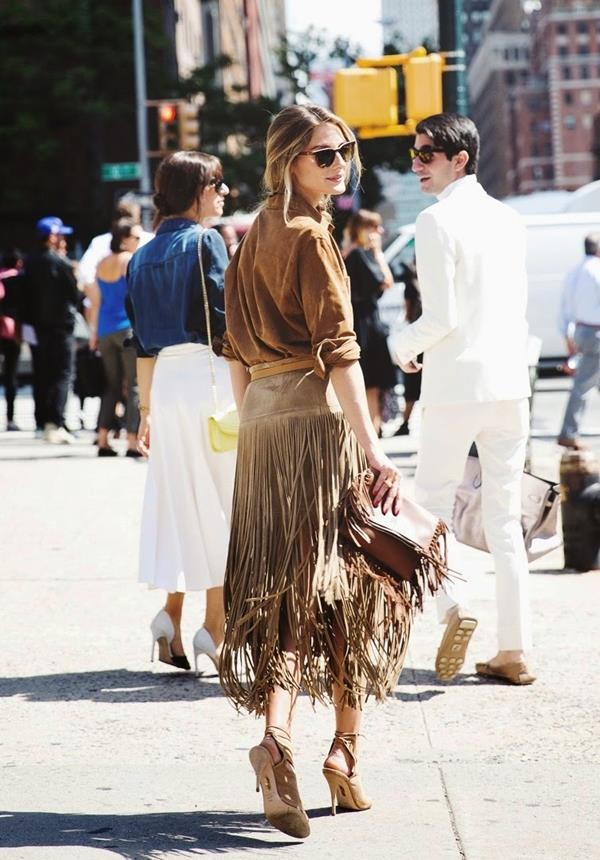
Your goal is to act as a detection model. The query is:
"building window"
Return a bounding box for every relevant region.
[564,115,576,130]
[581,65,589,79]
[582,115,592,130]
[564,91,573,104]
[578,45,589,54]
[563,66,571,79]
[559,45,568,57]
[557,23,567,35]
[580,90,592,105]
[576,21,588,34]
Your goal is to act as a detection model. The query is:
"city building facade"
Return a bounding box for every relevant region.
[163,0,286,100]
[470,0,600,199]
[462,0,494,67]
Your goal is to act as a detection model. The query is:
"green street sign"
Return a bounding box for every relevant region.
[100,162,141,182]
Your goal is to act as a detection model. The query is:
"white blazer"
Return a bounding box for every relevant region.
[390,175,531,405]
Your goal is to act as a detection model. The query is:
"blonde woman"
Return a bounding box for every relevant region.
[344,209,396,436]
[220,105,407,839]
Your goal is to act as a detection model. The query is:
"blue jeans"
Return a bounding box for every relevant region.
[559,324,600,439]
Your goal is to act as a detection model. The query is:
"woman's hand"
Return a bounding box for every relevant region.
[367,452,402,515]
[137,413,151,457]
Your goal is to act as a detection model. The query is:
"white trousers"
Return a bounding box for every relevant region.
[415,399,532,651]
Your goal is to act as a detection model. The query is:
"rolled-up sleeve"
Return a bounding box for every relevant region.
[297,234,360,378]
[390,210,458,365]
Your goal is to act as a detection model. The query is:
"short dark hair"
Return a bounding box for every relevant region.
[415,113,480,175]
[110,217,136,253]
[584,233,600,256]
[153,151,222,229]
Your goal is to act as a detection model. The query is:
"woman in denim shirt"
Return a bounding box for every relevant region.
[126,151,235,673]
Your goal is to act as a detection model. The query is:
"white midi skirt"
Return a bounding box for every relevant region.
[138,343,236,592]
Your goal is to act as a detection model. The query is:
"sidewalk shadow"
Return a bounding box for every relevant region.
[0,669,226,704]
[530,568,598,576]
[397,667,476,689]
[0,809,297,856]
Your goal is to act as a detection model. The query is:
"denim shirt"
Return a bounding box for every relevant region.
[126,218,228,357]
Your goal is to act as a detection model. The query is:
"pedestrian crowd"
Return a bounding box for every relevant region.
[0,107,578,841]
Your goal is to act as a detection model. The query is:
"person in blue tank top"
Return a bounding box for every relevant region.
[88,218,142,456]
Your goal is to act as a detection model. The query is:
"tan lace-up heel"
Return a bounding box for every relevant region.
[322,732,372,815]
[249,725,310,839]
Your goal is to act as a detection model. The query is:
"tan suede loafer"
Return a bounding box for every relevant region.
[475,661,536,685]
[435,608,478,681]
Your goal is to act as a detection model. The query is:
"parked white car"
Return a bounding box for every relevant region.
[382,211,600,369]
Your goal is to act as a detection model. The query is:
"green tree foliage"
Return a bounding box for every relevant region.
[0,0,168,245]
[178,56,280,213]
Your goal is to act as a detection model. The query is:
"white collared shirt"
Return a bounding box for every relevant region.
[436,173,477,201]
[558,255,600,336]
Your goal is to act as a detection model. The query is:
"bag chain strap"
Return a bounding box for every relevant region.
[197,229,219,414]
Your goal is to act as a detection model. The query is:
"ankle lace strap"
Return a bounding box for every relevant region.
[264,725,294,762]
[329,731,362,767]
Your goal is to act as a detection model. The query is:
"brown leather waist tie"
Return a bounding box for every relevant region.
[250,356,315,381]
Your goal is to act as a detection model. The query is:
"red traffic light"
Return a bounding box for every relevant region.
[159,103,177,123]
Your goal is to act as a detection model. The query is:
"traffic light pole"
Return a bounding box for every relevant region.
[438,0,468,115]
[132,0,151,195]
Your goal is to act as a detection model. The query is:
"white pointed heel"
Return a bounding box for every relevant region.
[192,627,220,675]
[150,609,174,663]
[150,609,191,671]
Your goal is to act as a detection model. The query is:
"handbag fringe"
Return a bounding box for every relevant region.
[339,469,450,613]
[219,410,412,715]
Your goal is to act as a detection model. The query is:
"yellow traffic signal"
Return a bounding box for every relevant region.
[178,102,200,150]
[404,53,443,123]
[333,68,398,129]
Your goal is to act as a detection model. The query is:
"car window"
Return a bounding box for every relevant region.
[388,237,416,282]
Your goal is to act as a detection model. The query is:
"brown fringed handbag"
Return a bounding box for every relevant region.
[339,470,451,611]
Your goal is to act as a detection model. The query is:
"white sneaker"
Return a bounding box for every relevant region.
[55,426,76,444]
[43,423,73,444]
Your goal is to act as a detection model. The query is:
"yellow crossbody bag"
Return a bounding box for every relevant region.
[198,232,239,453]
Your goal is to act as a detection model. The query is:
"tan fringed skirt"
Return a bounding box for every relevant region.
[219,367,411,715]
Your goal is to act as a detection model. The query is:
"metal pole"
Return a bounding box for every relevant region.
[438,0,468,115]
[132,0,151,194]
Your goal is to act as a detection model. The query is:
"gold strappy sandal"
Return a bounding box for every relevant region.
[249,725,310,839]
[322,732,372,815]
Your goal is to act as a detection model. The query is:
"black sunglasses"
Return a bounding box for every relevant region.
[299,139,356,169]
[209,178,226,192]
[409,146,447,165]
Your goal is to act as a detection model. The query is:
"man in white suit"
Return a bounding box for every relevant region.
[391,113,535,685]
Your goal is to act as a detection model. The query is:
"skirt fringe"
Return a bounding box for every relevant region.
[219,374,413,715]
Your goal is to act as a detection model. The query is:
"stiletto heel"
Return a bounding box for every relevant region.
[322,732,372,815]
[192,627,219,675]
[248,726,310,839]
[325,775,338,815]
[150,609,191,671]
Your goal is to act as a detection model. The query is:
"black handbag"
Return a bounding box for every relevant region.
[453,456,561,562]
[74,345,106,400]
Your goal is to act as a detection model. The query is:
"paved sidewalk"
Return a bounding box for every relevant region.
[0,387,599,859]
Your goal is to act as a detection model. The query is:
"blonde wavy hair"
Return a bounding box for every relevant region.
[262,104,362,222]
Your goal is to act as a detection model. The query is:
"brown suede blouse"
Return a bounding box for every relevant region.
[222,193,360,378]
